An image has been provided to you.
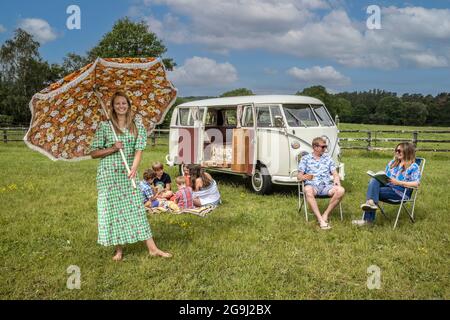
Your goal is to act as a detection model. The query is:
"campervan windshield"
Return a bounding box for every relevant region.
[311,104,334,126]
[282,104,334,127]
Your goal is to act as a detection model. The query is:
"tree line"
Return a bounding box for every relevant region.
[1,18,448,127]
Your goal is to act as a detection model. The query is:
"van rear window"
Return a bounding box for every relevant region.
[178,108,192,126]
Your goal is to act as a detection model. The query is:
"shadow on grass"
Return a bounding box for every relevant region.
[208,171,298,196]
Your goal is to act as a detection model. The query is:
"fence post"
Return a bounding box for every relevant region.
[413,131,418,148]
[367,131,372,151]
[151,132,156,146]
[3,129,7,143]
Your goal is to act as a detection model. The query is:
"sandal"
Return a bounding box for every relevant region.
[361,203,378,211]
[319,222,331,230]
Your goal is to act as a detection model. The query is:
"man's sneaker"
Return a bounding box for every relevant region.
[360,203,378,211]
[352,219,373,227]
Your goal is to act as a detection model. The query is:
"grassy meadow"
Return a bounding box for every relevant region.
[0,123,449,299]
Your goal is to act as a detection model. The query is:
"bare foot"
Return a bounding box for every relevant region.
[149,249,172,258]
[112,249,123,261]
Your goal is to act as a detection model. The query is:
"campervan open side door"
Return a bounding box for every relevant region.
[241,104,257,176]
[192,106,204,164]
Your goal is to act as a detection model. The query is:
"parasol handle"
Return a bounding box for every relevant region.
[93,90,137,189]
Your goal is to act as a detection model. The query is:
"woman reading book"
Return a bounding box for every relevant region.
[352,142,421,226]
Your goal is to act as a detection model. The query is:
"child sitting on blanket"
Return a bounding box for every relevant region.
[139,169,161,209]
[174,176,194,210]
[183,165,192,187]
[152,161,174,200]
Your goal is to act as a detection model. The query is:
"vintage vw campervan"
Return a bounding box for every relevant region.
[165,95,344,194]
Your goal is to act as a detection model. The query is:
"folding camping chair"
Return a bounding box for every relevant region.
[363,157,426,230]
[290,170,343,222]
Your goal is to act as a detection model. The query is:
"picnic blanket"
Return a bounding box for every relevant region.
[145,200,217,217]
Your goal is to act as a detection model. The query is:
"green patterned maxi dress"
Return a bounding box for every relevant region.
[90,119,152,246]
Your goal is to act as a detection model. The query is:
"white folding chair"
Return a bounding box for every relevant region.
[290,170,343,222]
[363,157,426,229]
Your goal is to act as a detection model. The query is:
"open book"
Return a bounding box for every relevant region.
[367,170,390,185]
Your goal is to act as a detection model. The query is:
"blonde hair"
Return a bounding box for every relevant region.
[312,137,326,146]
[176,176,186,185]
[110,92,137,137]
[152,161,164,171]
[390,142,416,171]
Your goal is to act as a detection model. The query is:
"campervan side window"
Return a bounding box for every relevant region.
[282,104,319,127]
[205,109,217,126]
[178,108,191,126]
[312,104,334,127]
[242,106,254,127]
[177,108,205,126]
[256,107,271,127]
[223,109,237,126]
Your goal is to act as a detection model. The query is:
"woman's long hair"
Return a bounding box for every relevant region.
[390,142,416,171]
[189,164,211,190]
[109,92,137,137]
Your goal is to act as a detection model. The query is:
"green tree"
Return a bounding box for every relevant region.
[87,17,175,70]
[403,102,428,126]
[331,97,352,122]
[220,88,254,97]
[426,93,450,126]
[375,96,405,125]
[0,29,63,123]
[62,52,89,74]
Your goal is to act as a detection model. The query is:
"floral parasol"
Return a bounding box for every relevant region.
[24,57,177,161]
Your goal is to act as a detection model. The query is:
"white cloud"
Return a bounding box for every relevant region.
[169,56,238,87]
[287,66,351,86]
[140,1,450,69]
[18,18,57,44]
[0,24,6,33]
[401,53,448,68]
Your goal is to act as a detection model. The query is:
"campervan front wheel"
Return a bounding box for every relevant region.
[251,166,272,195]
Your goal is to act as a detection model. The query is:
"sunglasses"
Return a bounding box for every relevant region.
[395,149,403,154]
[315,144,328,149]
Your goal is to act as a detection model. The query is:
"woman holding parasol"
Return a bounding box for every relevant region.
[90,91,171,260]
[24,57,177,260]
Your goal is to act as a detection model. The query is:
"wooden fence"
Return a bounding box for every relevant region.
[339,130,450,152]
[2,127,450,152]
[0,126,170,145]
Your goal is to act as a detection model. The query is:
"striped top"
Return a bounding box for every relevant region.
[175,186,194,209]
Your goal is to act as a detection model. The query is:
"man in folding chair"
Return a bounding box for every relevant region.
[352,142,422,229]
[297,137,345,230]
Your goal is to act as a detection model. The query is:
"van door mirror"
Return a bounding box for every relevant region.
[274,115,285,128]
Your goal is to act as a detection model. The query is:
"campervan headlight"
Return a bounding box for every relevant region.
[291,141,300,149]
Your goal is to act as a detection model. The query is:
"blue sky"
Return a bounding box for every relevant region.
[1,0,449,96]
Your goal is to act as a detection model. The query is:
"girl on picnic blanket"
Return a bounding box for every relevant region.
[189,165,221,207]
[90,91,171,261]
[352,142,421,227]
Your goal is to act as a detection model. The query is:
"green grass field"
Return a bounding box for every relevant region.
[1,124,449,299]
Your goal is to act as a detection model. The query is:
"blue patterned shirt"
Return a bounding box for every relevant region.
[139,180,154,204]
[298,153,336,187]
[385,160,421,197]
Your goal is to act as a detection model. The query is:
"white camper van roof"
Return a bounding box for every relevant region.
[177,95,324,107]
